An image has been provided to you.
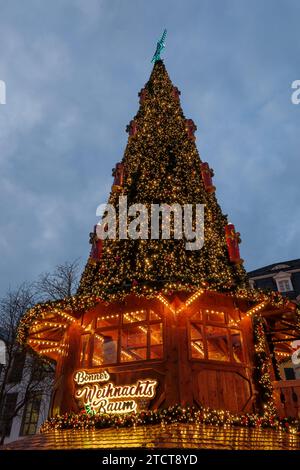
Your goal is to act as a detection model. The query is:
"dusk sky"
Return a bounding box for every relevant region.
[0,0,300,297]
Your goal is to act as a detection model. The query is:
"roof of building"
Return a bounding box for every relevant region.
[248,258,300,278]
[2,423,300,450]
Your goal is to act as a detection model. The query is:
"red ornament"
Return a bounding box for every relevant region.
[89,225,103,261]
[138,88,148,104]
[126,120,138,137]
[225,224,243,264]
[172,86,181,100]
[200,162,216,193]
[132,279,138,287]
[185,119,197,140]
[112,162,125,192]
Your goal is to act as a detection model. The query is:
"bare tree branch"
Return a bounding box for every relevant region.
[35,258,80,301]
[0,259,80,445]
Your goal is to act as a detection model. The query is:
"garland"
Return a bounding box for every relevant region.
[17,294,101,344]
[40,404,299,434]
[253,315,277,418]
[18,285,295,345]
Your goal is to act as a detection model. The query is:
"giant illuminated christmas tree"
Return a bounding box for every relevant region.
[18,37,300,431]
[79,58,247,300]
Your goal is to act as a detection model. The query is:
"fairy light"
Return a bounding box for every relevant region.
[123,310,146,322]
[177,289,204,313]
[31,321,67,331]
[98,314,119,321]
[39,347,65,355]
[157,294,176,313]
[275,351,291,358]
[94,333,104,343]
[55,310,76,323]
[246,302,266,317]
[29,339,59,346]
[121,350,132,359]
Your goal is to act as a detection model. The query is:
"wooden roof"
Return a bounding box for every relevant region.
[19,289,299,362]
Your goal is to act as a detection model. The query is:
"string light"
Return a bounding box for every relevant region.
[157,294,175,313]
[28,339,59,346]
[246,302,266,317]
[31,321,67,330]
[275,351,291,358]
[39,403,300,436]
[177,289,204,313]
[16,61,300,437]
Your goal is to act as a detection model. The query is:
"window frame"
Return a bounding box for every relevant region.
[274,272,293,293]
[81,308,165,367]
[277,278,293,293]
[188,308,245,365]
[19,393,42,436]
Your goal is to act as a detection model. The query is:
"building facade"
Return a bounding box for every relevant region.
[248,259,300,382]
[248,259,300,303]
[0,335,53,445]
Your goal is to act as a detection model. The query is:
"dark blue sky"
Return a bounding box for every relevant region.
[0,0,300,296]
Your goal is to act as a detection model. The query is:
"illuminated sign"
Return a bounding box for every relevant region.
[74,369,110,385]
[73,369,158,414]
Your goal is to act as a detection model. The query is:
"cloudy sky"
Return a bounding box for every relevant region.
[0,0,299,296]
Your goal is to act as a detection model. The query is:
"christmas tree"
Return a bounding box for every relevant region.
[78,59,247,301]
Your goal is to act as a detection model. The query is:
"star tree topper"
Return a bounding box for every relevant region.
[151,29,167,63]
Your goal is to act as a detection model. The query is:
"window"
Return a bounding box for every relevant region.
[190,324,205,359]
[277,279,293,293]
[0,393,18,436]
[93,331,118,366]
[81,309,164,366]
[80,334,91,367]
[274,272,293,293]
[206,310,225,323]
[121,326,147,362]
[8,352,25,383]
[284,367,295,380]
[206,326,229,361]
[229,329,244,363]
[20,393,42,436]
[189,309,244,363]
[150,323,163,359]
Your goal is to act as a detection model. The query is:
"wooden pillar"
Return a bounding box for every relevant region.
[50,323,81,415]
[164,308,180,406]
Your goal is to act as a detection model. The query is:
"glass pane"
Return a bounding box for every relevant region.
[28,424,36,435]
[230,329,244,363]
[121,325,147,362]
[150,323,163,359]
[97,313,120,328]
[227,309,240,327]
[149,309,161,321]
[206,310,225,323]
[80,334,90,367]
[206,326,229,361]
[123,309,147,324]
[92,334,104,366]
[93,330,118,365]
[190,310,203,322]
[190,324,205,359]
